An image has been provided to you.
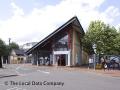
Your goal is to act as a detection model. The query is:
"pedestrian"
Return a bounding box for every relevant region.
[111,60,115,70]
[88,57,93,69]
[101,57,107,71]
[106,60,110,70]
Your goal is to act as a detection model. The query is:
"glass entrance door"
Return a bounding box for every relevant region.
[53,51,70,66]
[55,54,67,66]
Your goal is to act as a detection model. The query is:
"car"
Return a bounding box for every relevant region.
[109,56,120,63]
[109,56,120,69]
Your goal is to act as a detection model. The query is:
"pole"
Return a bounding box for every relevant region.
[8,38,11,64]
[92,44,96,70]
[9,38,11,45]
[93,53,96,70]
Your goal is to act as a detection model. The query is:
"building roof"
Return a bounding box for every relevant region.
[14,49,25,56]
[26,16,85,54]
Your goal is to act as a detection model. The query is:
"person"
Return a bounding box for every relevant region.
[101,57,107,71]
[106,60,110,70]
[111,60,115,70]
[88,57,93,69]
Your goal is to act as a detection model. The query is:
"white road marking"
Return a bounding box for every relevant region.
[16,66,21,70]
[15,66,21,75]
[20,68,30,70]
[37,70,50,74]
[15,65,33,76]
[15,66,26,76]
[16,65,50,74]
[16,66,30,71]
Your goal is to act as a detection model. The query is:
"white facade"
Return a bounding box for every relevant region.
[53,50,71,66]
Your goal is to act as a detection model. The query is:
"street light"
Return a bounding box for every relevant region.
[92,44,96,70]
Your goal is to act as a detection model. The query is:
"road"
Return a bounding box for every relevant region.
[0,64,120,90]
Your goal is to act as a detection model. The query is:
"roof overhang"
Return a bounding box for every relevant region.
[26,16,85,55]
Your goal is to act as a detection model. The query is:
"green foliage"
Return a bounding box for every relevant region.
[0,39,6,68]
[0,39,19,68]
[82,20,120,55]
[0,40,19,56]
[113,32,120,54]
[0,39,6,56]
[9,42,19,51]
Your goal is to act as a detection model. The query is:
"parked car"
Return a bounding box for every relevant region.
[109,56,120,63]
[109,56,120,69]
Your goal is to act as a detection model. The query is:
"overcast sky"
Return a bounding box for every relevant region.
[0,0,120,45]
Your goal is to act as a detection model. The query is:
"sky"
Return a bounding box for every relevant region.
[0,0,120,45]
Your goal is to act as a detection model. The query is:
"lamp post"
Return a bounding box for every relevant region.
[93,44,96,70]
[8,38,11,64]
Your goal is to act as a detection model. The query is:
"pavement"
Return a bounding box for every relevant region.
[64,67,120,77]
[0,65,18,78]
[24,64,120,77]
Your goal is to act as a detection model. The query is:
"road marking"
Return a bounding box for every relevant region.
[15,66,26,76]
[21,68,30,70]
[16,66,21,70]
[15,67,21,75]
[16,66,30,71]
[15,66,34,76]
[16,66,28,70]
[37,70,50,74]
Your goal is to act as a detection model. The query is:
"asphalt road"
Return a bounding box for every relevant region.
[0,64,120,90]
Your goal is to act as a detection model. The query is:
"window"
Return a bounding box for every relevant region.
[18,58,20,60]
[53,34,68,51]
[21,58,23,60]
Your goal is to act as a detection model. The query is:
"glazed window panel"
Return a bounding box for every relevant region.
[18,58,20,60]
[53,34,69,51]
[21,58,23,60]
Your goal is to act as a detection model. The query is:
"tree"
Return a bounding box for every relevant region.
[82,20,119,55]
[0,41,19,66]
[113,32,120,54]
[0,39,6,68]
[82,35,94,55]
[9,42,19,51]
[82,21,106,55]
